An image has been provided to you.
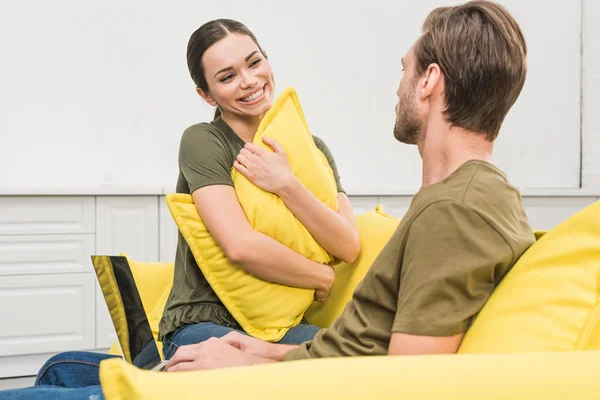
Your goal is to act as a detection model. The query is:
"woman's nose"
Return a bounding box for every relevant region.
[240,70,258,89]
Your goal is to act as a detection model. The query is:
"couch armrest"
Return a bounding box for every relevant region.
[100,350,600,400]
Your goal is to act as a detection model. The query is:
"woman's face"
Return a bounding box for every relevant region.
[199,33,275,119]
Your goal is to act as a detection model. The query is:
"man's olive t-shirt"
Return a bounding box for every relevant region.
[286,160,535,359]
[158,117,345,340]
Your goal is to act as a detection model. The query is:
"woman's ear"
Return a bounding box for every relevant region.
[197,88,217,107]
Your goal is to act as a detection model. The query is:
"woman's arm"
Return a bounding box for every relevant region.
[234,137,360,264]
[193,185,335,301]
[278,186,359,264]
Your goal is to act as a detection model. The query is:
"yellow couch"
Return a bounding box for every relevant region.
[100,200,600,399]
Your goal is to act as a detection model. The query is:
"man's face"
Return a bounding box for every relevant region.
[393,45,423,145]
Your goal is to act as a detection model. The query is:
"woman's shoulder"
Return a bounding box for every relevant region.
[182,121,219,139]
[180,121,229,146]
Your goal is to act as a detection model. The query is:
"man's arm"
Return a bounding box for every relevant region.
[388,332,463,356]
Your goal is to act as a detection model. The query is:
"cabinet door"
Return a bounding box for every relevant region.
[96,197,159,260]
[0,274,95,358]
[95,196,159,349]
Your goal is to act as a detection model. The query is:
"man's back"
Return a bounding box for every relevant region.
[286,160,535,360]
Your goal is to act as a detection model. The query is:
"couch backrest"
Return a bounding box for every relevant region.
[459,200,600,353]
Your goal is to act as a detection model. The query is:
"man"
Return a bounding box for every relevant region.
[164,0,535,372]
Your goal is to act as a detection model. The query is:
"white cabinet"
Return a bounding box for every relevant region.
[0,194,161,378]
[96,197,159,261]
[0,274,95,357]
[95,196,160,349]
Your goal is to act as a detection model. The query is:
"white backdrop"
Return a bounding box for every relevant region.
[0,0,581,194]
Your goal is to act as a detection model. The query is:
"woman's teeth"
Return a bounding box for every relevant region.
[241,88,264,102]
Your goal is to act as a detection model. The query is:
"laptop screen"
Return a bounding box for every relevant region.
[91,255,163,370]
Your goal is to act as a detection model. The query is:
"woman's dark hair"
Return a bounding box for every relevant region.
[187,19,267,119]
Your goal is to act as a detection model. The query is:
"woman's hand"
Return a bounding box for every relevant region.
[233,137,295,194]
[314,264,335,302]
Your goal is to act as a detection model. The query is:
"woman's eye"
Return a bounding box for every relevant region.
[220,74,234,82]
[250,58,262,67]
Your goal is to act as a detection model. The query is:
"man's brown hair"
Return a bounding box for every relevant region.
[415,1,527,141]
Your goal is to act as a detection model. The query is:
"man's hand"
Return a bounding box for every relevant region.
[165,337,273,372]
[221,331,298,361]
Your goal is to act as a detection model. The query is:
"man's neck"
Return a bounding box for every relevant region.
[221,112,264,143]
[418,121,494,188]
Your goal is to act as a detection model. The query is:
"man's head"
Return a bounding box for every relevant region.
[394,1,527,145]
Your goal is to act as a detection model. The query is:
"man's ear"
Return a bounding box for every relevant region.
[419,63,443,100]
[197,88,217,107]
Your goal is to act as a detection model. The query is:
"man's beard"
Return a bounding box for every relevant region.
[393,79,422,145]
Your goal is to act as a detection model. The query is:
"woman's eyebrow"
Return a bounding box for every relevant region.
[214,51,260,78]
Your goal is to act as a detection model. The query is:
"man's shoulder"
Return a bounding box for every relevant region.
[413,161,516,211]
[458,161,524,219]
[408,160,532,244]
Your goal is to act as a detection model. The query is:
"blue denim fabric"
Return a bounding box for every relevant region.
[162,321,320,359]
[0,351,116,399]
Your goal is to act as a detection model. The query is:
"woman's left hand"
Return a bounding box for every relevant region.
[233,137,295,194]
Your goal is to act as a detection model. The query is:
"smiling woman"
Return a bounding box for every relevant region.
[0,19,360,399]
[158,20,359,350]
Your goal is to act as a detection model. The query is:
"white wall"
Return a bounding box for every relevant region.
[0,0,595,194]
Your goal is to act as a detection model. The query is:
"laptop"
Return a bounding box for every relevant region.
[91,255,168,372]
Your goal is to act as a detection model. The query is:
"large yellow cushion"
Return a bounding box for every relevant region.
[166,87,339,342]
[459,200,600,353]
[99,351,600,400]
[305,206,400,327]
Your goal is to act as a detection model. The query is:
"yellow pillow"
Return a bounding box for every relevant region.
[232,87,339,261]
[166,87,339,342]
[459,200,600,353]
[306,206,400,328]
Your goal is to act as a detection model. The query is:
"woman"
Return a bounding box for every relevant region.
[0,19,358,400]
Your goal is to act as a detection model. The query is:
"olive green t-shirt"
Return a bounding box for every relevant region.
[158,117,345,340]
[285,160,535,360]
